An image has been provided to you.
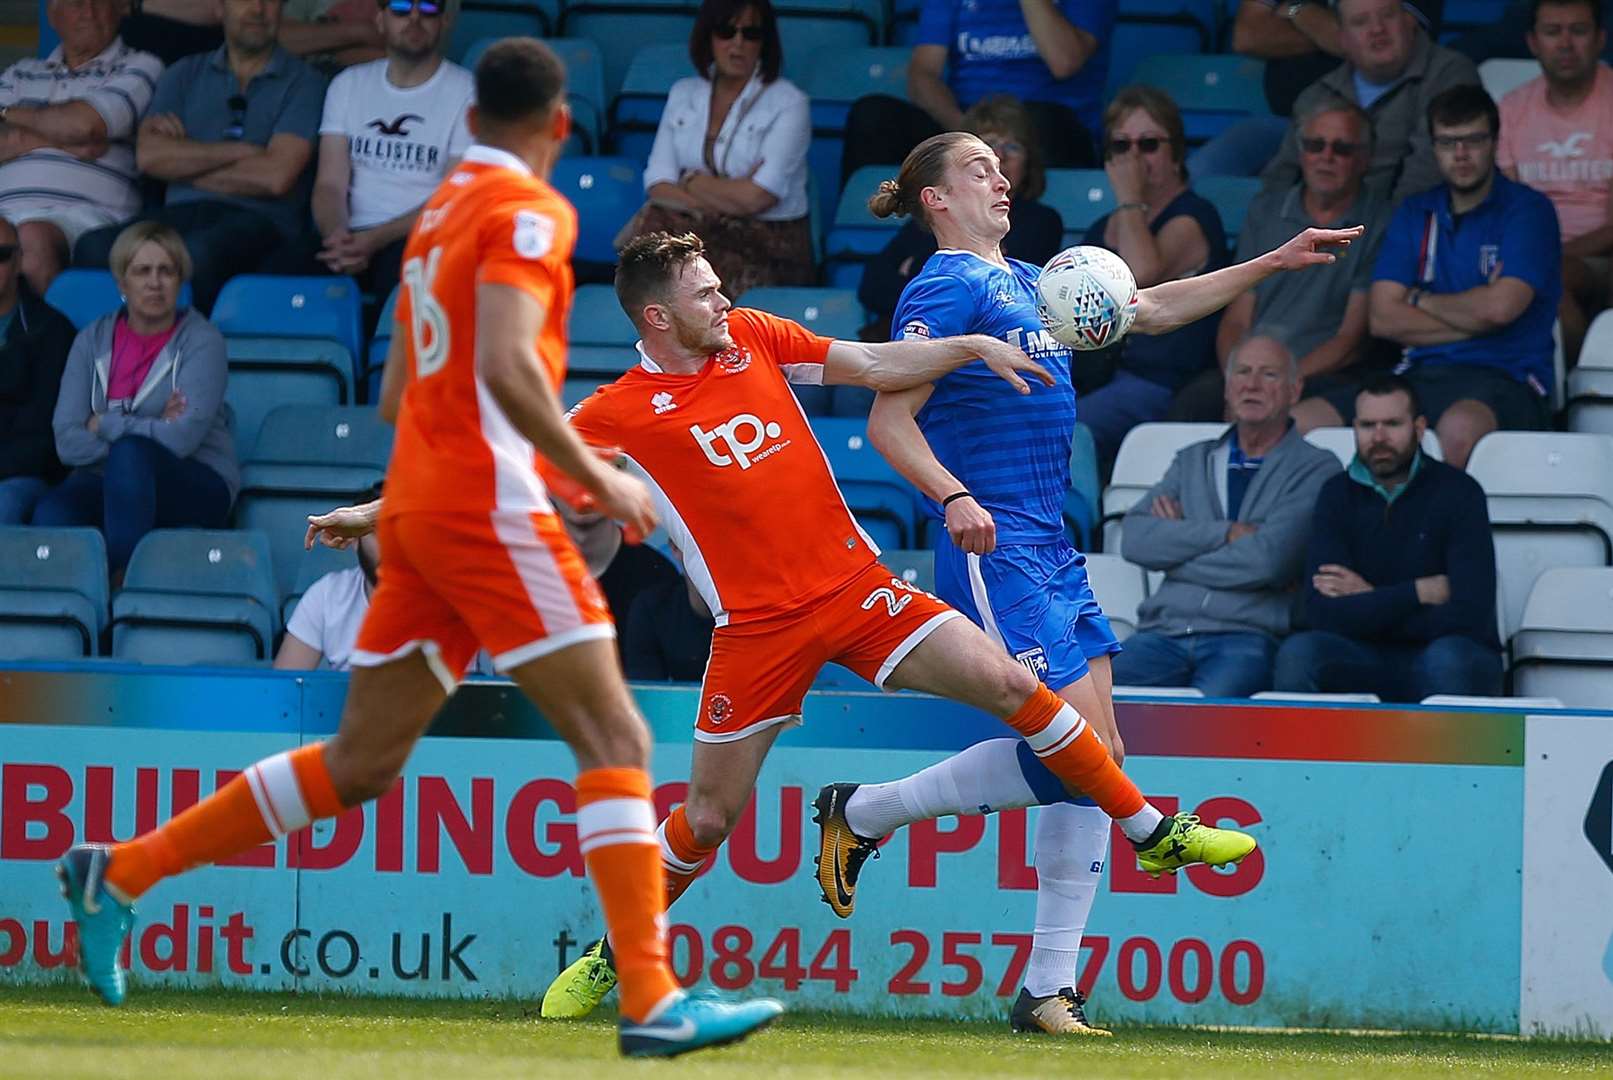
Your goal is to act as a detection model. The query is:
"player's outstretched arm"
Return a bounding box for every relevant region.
[867,385,997,555]
[1132,225,1365,336]
[476,283,657,541]
[822,333,1054,394]
[305,499,382,550]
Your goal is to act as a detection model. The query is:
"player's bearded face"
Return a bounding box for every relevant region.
[667,259,734,353]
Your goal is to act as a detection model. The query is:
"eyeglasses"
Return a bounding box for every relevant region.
[0,245,16,262]
[384,0,442,16]
[1432,132,1494,151]
[714,23,765,41]
[221,94,247,141]
[1300,136,1362,157]
[1107,135,1164,156]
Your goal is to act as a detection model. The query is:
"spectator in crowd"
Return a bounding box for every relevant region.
[1368,84,1561,469]
[559,500,684,626]
[1273,373,1502,700]
[1078,86,1229,469]
[0,216,77,523]
[1497,0,1613,365]
[1115,336,1341,697]
[1261,0,1479,203]
[857,94,1064,341]
[0,0,163,294]
[839,0,1111,184]
[36,222,237,577]
[618,0,813,296]
[74,0,326,314]
[274,530,379,670]
[622,572,716,682]
[121,0,383,69]
[263,0,472,325]
[1218,99,1391,431]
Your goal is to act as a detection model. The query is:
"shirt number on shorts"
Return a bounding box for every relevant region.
[862,581,915,618]
[402,247,449,378]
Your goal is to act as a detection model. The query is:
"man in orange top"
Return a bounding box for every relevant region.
[54,40,783,1059]
[536,231,1258,1019]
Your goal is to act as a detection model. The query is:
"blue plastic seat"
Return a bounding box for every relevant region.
[804,46,910,130]
[113,529,280,664]
[1196,175,1261,248]
[1043,169,1116,245]
[44,268,193,329]
[366,283,401,400]
[823,166,904,288]
[236,404,392,599]
[776,0,880,70]
[741,286,864,340]
[881,547,935,593]
[609,42,691,160]
[1064,420,1099,550]
[448,1,557,64]
[561,1,696,104]
[0,526,108,658]
[1123,54,1269,145]
[549,157,643,267]
[808,416,920,549]
[212,275,363,453]
[461,35,607,154]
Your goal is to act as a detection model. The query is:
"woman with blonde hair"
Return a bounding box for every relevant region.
[35,220,236,576]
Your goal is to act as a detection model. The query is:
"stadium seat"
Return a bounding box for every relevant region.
[1106,1,1216,93]
[1303,425,1443,467]
[235,404,393,599]
[44,268,193,330]
[1478,58,1542,103]
[1509,566,1613,709]
[563,1,695,107]
[803,46,913,222]
[1065,420,1099,549]
[1421,694,1564,708]
[777,0,881,67]
[1467,431,1613,645]
[1442,0,1511,39]
[461,36,607,155]
[448,0,557,65]
[1123,54,1269,145]
[212,275,363,454]
[0,526,108,659]
[808,416,921,548]
[1101,421,1225,551]
[1112,685,1204,698]
[1251,691,1383,703]
[568,283,641,375]
[550,157,643,271]
[1043,169,1116,246]
[282,540,356,627]
[1082,553,1146,640]
[823,165,904,288]
[606,42,688,160]
[882,548,935,593]
[112,529,280,664]
[1567,311,1613,435]
[364,284,401,401]
[741,286,863,340]
[1196,175,1261,247]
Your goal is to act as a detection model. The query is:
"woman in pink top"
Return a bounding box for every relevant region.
[36,222,237,580]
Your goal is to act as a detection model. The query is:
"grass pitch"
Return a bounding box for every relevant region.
[1,986,1608,1080]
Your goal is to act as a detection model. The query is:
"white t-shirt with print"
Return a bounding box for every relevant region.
[320,58,474,230]
[285,566,370,671]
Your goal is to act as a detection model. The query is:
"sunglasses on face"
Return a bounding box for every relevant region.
[1107,135,1164,156]
[714,23,764,40]
[1432,132,1494,151]
[1300,137,1362,157]
[0,245,16,262]
[385,0,442,15]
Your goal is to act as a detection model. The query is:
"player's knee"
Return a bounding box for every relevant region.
[988,655,1040,715]
[570,707,652,770]
[682,797,738,850]
[323,735,406,804]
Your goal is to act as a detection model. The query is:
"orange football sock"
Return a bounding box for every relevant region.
[106,743,346,900]
[577,767,681,1024]
[1002,685,1147,820]
[658,804,718,908]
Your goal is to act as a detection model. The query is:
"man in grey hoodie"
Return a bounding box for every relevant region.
[1114,335,1341,697]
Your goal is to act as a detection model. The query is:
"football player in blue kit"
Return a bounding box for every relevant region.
[811,130,1361,1035]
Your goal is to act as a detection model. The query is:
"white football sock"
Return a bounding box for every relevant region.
[843,738,1039,838]
[1117,804,1166,843]
[1022,801,1110,998]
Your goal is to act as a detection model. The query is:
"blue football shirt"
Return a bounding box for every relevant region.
[893,250,1077,545]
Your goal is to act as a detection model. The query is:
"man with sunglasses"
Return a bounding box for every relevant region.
[73,0,326,313]
[1368,84,1561,469]
[1217,99,1391,431]
[263,0,471,324]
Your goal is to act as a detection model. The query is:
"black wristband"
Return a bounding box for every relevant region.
[942,491,974,508]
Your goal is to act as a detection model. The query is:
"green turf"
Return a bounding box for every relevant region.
[1,986,1608,1080]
